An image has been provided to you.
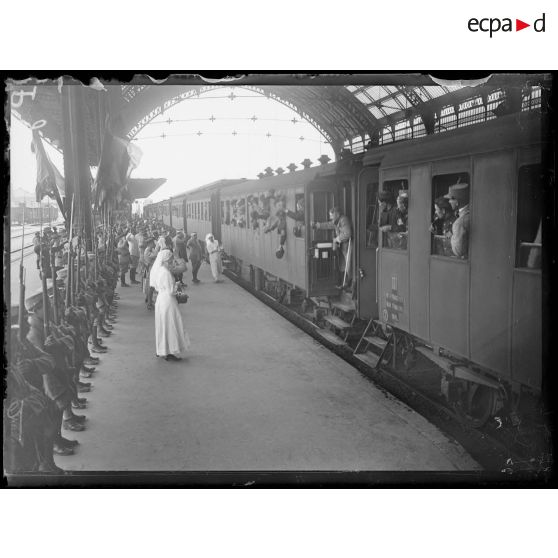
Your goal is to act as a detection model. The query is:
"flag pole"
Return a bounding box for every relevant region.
[18,200,26,341]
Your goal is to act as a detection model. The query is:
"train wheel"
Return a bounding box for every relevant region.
[453,383,496,428]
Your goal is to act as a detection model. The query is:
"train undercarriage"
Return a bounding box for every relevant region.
[223,253,549,463]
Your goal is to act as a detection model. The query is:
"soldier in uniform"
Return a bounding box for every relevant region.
[312,207,353,289]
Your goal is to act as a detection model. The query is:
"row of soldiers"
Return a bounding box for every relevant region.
[5,220,122,474]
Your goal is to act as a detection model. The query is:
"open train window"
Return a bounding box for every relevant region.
[380,179,408,251]
[516,164,542,269]
[291,193,305,238]
[431,172,470,259]
[225,200,231,225]
[365,181,379,247]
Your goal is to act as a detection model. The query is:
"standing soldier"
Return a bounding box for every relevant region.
[33,232,41,269]
[187,232,205,284]
[312,207,353,290]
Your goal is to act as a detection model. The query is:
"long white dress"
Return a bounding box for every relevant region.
[205,236,223,281]
[154,266,190,358]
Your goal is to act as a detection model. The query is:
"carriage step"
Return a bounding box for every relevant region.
[310,297,330,309]
[363,335,388,349]
[415,346,501,390]
[315,328,347,346]
[323,315,352,330]
[354,351,381,368]
[331,301,356,313]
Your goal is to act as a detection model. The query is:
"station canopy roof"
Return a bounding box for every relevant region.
[9,73,547,165]
[127,178,167,200]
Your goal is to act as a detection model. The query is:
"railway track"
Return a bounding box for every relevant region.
[224,267,551,477]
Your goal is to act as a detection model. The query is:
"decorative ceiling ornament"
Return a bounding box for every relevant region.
[251,115,258,122]
[232,130,237,136]
[299,136,305,141]
[266,132,272,138]
[166,118,172,125]
[275,167,285,175]
[209,115,216,122]
[257,173,265,180]
[160,133,166,139]
[196,131,203,136]
[228,92,236,101]
[264,167,274,177]
[318,154,331,165]
[287,163,298,173]
[301,158,312,169]
[291,118,298,124]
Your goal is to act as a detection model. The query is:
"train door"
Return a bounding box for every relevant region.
[210,191,221,242]
[429,160,471,359]
[377,170,410,332]
[511,150,542,392]
[305,177,338,297]
[356,166,379,319]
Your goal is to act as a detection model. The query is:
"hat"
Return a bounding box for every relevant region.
[444,182,469,201]
[328,207,340,215]
[378,191,395,204]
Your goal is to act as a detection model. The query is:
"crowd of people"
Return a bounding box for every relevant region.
[6,214,225,473]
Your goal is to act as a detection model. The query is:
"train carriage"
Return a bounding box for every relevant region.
[142,110,545,427]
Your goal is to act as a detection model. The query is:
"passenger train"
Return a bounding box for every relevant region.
[145,111,545,427]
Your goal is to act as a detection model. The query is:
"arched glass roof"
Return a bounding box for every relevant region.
[8,74,548,165]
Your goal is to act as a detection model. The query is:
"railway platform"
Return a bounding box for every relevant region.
[54,262,480,472]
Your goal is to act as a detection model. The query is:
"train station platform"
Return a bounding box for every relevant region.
[55,263,481,472]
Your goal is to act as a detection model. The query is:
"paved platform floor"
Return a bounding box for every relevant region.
[56,264,481,471]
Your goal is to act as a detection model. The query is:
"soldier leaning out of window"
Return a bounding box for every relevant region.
[444,182,470,259]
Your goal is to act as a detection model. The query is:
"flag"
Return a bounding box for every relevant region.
[32,130,65,202]
[93,132,142,208]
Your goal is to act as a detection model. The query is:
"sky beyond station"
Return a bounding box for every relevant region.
[10,87,335,204]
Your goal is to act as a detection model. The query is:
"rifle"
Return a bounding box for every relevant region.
[65,195,75,309]
[84,225,89,280]
[18,202,26,341]
[49,238,59,325]
[39,201,50,339]
[76,236,81,304]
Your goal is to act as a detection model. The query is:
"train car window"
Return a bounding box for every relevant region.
[380,179,408,250]
[292,193,305,238]
[431,172,470,259]
[221,201,225,224]
[225,200,231,225]
[366,181,379,247]
[516,164,542,269]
